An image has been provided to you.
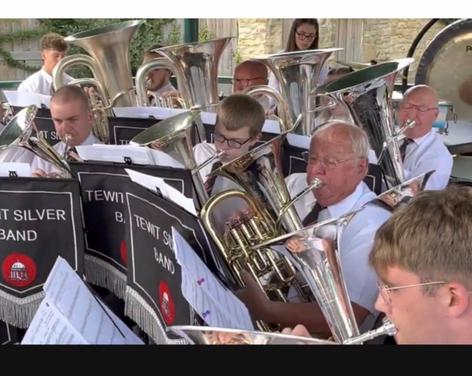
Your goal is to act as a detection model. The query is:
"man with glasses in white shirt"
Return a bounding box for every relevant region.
[397,84,452,190]
[237,121,391,337]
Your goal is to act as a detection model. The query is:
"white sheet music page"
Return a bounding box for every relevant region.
[0,162,32,177]
[112,106,186,119]
[172,227,255,331]
[2,90,51,108]
[21,256,143,345]
[76,144,154,165]
[125,168,197,216]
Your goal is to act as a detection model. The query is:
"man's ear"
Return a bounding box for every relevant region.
[443,282,471,318]
[358,156,368,174]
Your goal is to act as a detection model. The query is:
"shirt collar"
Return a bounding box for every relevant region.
[326,182,366,219]
[411,129,434,146]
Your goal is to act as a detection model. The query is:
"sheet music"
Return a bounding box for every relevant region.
[125,169,197,216]
[112,107,281,135]
[22,256,143,345]
[76,144,184,168]
[172,227,255,331]
[0,162,32,177]
[112,106,186,119]
[287,133,310,149]
[2,90,51,108]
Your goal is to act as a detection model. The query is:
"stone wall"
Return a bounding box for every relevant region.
[236,18,450,81]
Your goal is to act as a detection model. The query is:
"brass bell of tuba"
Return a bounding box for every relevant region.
[0,105,71,177]
[130,109,214,208]
[53,20,145,142]
[245,48,342,135]
[136,37,232,110]
[316,58,414,187]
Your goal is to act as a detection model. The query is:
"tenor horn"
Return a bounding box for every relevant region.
[0,105,71,177]
[316,58,414,187]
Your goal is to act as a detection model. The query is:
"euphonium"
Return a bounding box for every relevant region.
[53,20,144,142]
[316,58,414,187]
[199,119,323,329]
[245,48,341,135]
[0,105,71,177]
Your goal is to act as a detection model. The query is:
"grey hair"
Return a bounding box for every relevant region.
[312,121,370,159]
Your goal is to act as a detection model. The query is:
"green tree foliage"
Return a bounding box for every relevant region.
[40,19,181,76]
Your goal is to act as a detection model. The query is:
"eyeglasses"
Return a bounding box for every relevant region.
[295,30,316,40]
[400,103,438,113]
[213,133,252,149]
[232,77,267,85]
[377,281,446,306]
[302,151,360,169]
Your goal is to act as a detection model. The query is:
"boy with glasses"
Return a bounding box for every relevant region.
[397,84,452,190]
[194,94,265,196]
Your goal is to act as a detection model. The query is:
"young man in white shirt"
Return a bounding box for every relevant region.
[237,121,392,337]
[32,85,101,177]
[397,84,452,190]
[18,33,73,96]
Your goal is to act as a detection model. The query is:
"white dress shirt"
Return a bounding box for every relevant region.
[18,68,74,96]
[403,130,452,190]
[285,173,391,323]
[31,133,101,176]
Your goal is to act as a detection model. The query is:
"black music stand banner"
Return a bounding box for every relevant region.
[0,178,84,328]
[123,182,214,344]
[33,117,60,146]
[70,161,193,301]
[107,117,159,145]
[0,320,21,345]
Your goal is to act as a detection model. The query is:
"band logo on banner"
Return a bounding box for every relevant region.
[123,182,214,344]
[0,178,84,328]
[70,161,193,301]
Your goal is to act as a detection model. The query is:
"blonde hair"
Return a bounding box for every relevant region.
[216,94,265,137]
[40,33,67,52]
[370,185,472,291]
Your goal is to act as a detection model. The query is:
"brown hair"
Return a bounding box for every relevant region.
[51,85,90,111]
[216,94,265,137]
[286,19,319,52]
[369,185,472,291]
[40,33,67,52]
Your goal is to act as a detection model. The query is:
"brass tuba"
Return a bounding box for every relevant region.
[53,20,144,142]
[0,105,71,177]
[135,38,232,109]
[245,48,342,135]
[316,58,414,187]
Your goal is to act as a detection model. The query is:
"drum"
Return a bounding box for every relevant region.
[416,19,472,122]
